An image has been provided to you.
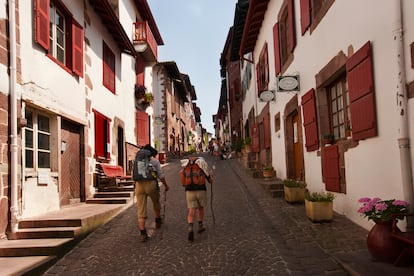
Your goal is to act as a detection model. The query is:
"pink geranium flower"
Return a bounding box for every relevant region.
[357,197,409,222]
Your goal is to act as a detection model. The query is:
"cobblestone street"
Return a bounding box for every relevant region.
[42,153,414,275]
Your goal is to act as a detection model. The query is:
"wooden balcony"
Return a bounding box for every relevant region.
[133,21,158,61]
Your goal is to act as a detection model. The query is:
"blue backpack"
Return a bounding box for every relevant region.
[133,149,157,181]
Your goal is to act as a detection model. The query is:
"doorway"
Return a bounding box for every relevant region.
[60,120,83,205]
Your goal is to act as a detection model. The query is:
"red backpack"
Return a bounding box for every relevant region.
[179,158,206,186]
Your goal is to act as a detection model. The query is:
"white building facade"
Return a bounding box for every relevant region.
[237,0,414,230]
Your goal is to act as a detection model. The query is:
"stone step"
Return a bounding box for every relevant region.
[94,191,133,198]
[10,227,82,239]
[19,219,82,229]
[86,197,129,204]
[98,186,134,192]
[0,238,75,257]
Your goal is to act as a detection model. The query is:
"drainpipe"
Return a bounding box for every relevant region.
[393,0,414,227]
[8,0,19,233]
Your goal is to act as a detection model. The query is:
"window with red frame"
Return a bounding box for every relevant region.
[35,0,83,77]
[103,42,116,93]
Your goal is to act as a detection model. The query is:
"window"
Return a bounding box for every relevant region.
[300,0,334,35]
[256,43,269,94]
[93,110,111,159]
[49,3,65,64]
[327,76,350,139]
[25,109,51,169]
[273,0,296,74]
[103,42,116,93]
[35,0,84,77]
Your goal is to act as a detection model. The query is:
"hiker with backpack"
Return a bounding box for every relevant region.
[179,156,213,241]
[133,144,169,242]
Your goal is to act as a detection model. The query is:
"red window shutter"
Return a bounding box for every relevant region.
[136,111,149,146]
[346,41,377,141]
[94,112,105,158]
[264,114,271,149]
[256,65,261,95]
[72,21,84,77]
[103,43,116,93]
[35,0,50,50]
[301,88,319,151]
[136,56,144,86]
[300,0,310,35]
[264,44,269,89]
[251,124,260,153]
[288,0,296,52]
[322,145,340,192]
[273,22,281,75]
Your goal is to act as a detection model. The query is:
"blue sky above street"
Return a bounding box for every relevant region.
[147,0,237,134]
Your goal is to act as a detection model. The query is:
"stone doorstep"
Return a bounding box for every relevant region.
[85,197,130,204]
[0,256,57,276]
[94,191,134,198]
[0,238,75,257]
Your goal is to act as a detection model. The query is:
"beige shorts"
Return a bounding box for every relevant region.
[186,190,207,209]
[136,180,160,219]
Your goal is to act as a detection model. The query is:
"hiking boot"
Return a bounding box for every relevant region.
[140,229,148,242]
[197,225,206,233]
[188,231,194,242]
[155,217,162,229]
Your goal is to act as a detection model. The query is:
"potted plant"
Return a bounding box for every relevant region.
[262,164,275,178]
[357,197,408,263]
[322,133,335,145]
[242,137,252,153]
[305,190,335,222]
[283,179,306,203]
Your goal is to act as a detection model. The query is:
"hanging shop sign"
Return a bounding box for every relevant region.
[259,90,275,102]
[277,75,300,92]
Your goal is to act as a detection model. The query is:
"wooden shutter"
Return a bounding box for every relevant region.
[300,0,310,35]
[251,123,260,153]
[273,22,281,75]
[72,20,84,77]
[35,0,50,50]
[322,145,340,192]
[256,65,261,94]
[94,112,105,158]
[302,88,319,151]
[346,41,377,141]
[136,111,149,146]
[136,56,145,86]
[264,113,271,149]
[288,0,296,52]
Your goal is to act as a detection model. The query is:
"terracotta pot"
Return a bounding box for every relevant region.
[366,220,404,263]
[262,170,274,178]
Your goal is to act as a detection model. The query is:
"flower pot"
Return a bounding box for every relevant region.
[284,186,305,203]
[262,170,274,178]
[305,199,333,222]
[366,220,404,263]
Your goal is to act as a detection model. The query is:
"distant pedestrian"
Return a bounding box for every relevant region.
[179,156,213,241]
[133,144,169,242]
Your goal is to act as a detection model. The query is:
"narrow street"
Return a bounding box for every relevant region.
[42,154,413,275]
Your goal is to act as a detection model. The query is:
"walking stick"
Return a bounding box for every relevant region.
[210,169,215,225]
[160,188,167,239]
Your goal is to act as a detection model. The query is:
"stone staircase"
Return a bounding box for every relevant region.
[0,185,134,274]
[258,177,284,198]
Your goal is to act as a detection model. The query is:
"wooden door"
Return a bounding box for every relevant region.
[61,120,81,206]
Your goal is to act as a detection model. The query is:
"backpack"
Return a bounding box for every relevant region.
[133,149,157,181]
[179,158,206,186]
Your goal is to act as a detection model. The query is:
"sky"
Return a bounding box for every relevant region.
[147,0,238,135]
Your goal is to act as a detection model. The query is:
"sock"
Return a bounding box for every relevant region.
[140,229,147,236]
[188,223,194,232]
